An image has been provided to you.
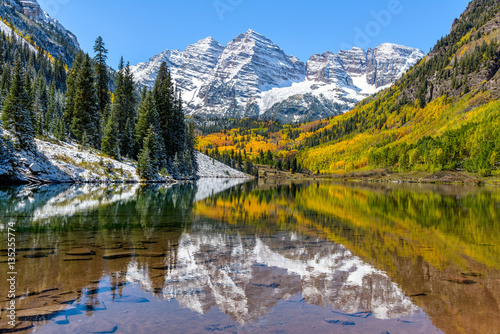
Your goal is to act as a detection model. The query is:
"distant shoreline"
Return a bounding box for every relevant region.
[255,165,500,186]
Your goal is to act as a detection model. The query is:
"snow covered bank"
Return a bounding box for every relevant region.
[0,132,250,184]
[196,152,250,178]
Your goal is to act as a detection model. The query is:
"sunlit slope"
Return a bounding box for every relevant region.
[300,0,500,174]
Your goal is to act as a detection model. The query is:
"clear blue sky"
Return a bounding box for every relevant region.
[42,0,471,69]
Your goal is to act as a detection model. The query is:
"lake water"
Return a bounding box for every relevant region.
[0,179,499,334]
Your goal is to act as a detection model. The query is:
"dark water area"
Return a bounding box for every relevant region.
[0,179,499,333]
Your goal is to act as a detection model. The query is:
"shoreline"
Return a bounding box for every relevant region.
[256,165,500,186]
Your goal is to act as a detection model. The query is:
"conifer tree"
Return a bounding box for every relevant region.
[112,58,136,158]
[46,81,57,133]
[93,36,110,117]
[137,126,162,179]
[32,73,48,135]
[171,89,186,155]
[64,51,84,137]
[186,122,199,178]
[137,146,153,180]
[1,59,35,150]
[71,54,100,148]
[153,62,174,158]
[54,56,67,91]
[0,65,11,107]
[101,109,120,159]
[135,89,166,166]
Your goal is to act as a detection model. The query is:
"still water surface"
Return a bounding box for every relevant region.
[0,179,499,333]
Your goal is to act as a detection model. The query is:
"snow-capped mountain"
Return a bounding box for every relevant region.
[130,30,425,123]
[0,0,80,64]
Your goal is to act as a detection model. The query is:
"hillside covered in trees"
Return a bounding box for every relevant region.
[197,0,500,178]
[0,19,198,181]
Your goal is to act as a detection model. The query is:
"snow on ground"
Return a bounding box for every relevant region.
[196,152,250,179]
[350,74,389,95]
[0,128,249,183]
[31,138,141,182]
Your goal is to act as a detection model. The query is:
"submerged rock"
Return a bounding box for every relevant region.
[63,256,93,261]
[139,252,166,258]
[102,252,137,260]
[65,247,96,256]
[23,252,49,258]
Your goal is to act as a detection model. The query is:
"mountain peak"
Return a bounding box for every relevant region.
[196,36,220,45]
[130,32,424,123]
[238,29,268,41]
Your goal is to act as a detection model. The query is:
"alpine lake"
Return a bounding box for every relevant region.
[0,179,499,334]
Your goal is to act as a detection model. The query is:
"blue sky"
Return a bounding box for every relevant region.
[42,0,471,68]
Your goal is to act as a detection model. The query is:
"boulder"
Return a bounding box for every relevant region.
[29,162,43,174]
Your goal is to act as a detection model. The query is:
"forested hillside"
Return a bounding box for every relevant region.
[0,26,198,181]
[197,0,500,177]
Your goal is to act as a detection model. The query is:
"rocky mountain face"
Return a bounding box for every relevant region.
[0,0,80,64]
[130,30,425,123]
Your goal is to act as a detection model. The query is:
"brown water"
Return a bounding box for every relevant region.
[0,180,499,333]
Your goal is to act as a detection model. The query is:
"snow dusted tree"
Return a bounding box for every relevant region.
[137,126,162,180]
[134,89,166,165]
[1,59,35,150]
[101,107,120,159]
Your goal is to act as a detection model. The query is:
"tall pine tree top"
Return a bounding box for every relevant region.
[93,36,110,117]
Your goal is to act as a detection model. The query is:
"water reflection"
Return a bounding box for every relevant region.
[0,180,498,333]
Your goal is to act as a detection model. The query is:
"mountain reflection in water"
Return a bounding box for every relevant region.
[1,180,498,333]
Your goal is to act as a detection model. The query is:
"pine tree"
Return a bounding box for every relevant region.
[137,126,163,179]
[185,121,198,178]
[135,90,166,168]
[93,36,110,117]
[46,81,57,134]
[32,73,48,135]
[54,56,67,91]
[153,62,174,158]
[0,65,11,107]
[137,146,153,180]
[1,59,35,150]
[71,54,100,148]
[112,58,136,158]
[64,51,84,137]
[171,89,186,155]
[101,109,120,159]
